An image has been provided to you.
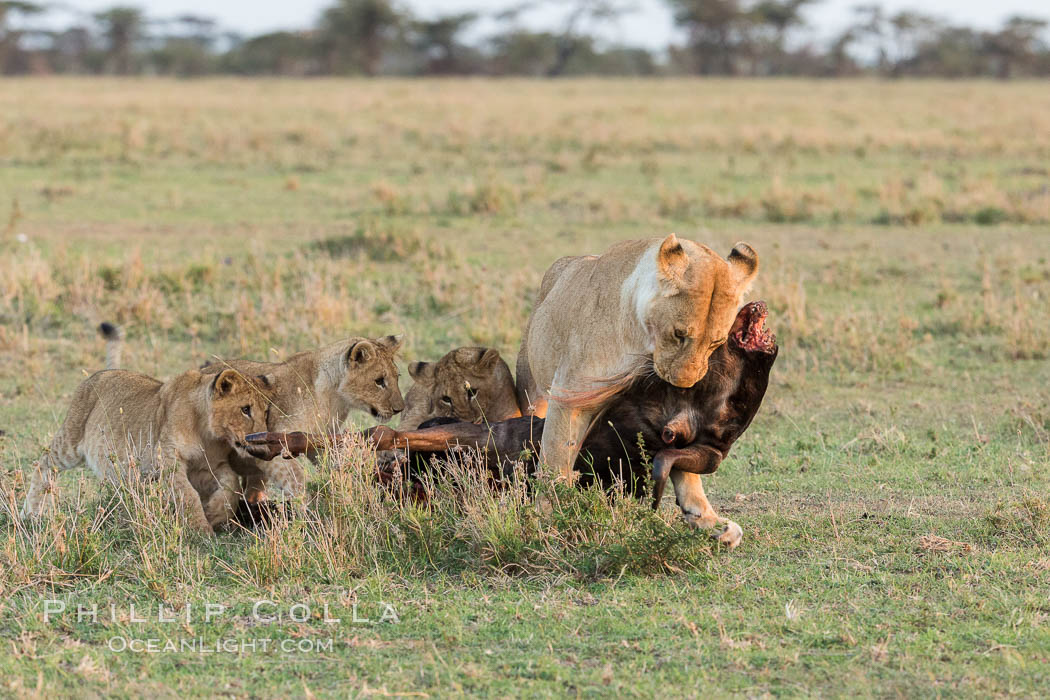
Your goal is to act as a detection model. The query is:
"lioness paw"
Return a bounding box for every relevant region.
[715,520,743,549]
[682,513,743,549]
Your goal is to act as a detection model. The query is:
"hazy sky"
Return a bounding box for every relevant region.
[47,0,1050,49]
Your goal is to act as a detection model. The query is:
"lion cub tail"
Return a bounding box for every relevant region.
[98,322,124,370]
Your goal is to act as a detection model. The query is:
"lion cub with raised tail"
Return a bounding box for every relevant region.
[202,336,405,501]
[21,368,273,534]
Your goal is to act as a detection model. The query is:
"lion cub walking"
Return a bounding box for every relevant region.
[21,368,272,534]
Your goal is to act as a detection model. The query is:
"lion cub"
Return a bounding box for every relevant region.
[21,368,272,534]
[400,347,521,430]
[202,336,405,500]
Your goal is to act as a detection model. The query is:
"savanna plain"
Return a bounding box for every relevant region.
[0,78,1048,697]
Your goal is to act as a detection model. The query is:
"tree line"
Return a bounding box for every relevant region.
[1,0,1047,78]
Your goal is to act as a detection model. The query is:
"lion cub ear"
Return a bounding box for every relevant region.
[409,361,435,382]
[347,340,376,366]
[474,348,501,370]
[727,242,759,294]
[658,233,689,284]
[212,369,244,397]
[377,334,403,353]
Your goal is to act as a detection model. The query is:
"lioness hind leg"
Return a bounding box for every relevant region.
[669,471,742,549]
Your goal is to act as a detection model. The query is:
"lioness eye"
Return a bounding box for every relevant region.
[710,337,727,349]
[467,388,479,401]
[375,377,386,388]
[241,405,252,417]
[674,328,688,341]
[440,395,453,406]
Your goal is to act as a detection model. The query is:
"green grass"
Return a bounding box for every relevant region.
[1,78,1049,697]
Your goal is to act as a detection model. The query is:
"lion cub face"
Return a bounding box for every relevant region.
[208,369,273,457]
[339,335,405,421]
[407,347,517,425]
[647,236,758,388]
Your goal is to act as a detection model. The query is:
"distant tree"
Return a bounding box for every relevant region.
[908,25,983,77]
[495,0,636,76]
[0,1,45,73]
[984,15,1048,78]
[48,25,99,73]
[94,6,144,74]
[664,0,751,74]
[885,11,940,76]
[318,0,403,75]
[410,11,477,74]
[748,0,819,74]
[487,30,559,75]
[150,14,219,76]
[548,0,636,77]
[825,28,859,76]
[851,3,888,72]
[222,31,320,75]
[751,0,815,50]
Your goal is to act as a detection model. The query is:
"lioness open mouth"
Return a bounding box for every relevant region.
[731,301,776,354]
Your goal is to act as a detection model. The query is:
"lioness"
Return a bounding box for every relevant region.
[399,347,521,430]
[202,335,405,501]
[515,235,758,523]
[21,368,272,534]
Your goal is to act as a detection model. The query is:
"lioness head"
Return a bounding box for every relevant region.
[208,369,273,457]
[656,300,778,465]
[339,335,405,421]
[402,347,519,429]
[644,235,758,388]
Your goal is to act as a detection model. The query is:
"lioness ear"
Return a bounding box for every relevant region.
[658,233,688,284]
[727,242,759,294]
[409,361,434,381]
[347,340,375,365]
[256,373,275,389]
[377,334,403,353]
[212,369,242,397]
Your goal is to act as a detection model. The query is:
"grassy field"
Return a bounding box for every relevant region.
[1,78,1049,697]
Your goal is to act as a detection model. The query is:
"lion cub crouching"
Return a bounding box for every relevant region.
[400,347,521,430]
[21,368,272,534]
[203,335,405,501]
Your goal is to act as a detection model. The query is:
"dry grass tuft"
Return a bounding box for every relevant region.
[916,534,974,554]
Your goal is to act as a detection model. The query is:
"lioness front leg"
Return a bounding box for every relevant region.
[669,471,742,549]
[538,401,590,483]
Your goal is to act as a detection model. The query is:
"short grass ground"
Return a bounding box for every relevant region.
[0,78,1048,697]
